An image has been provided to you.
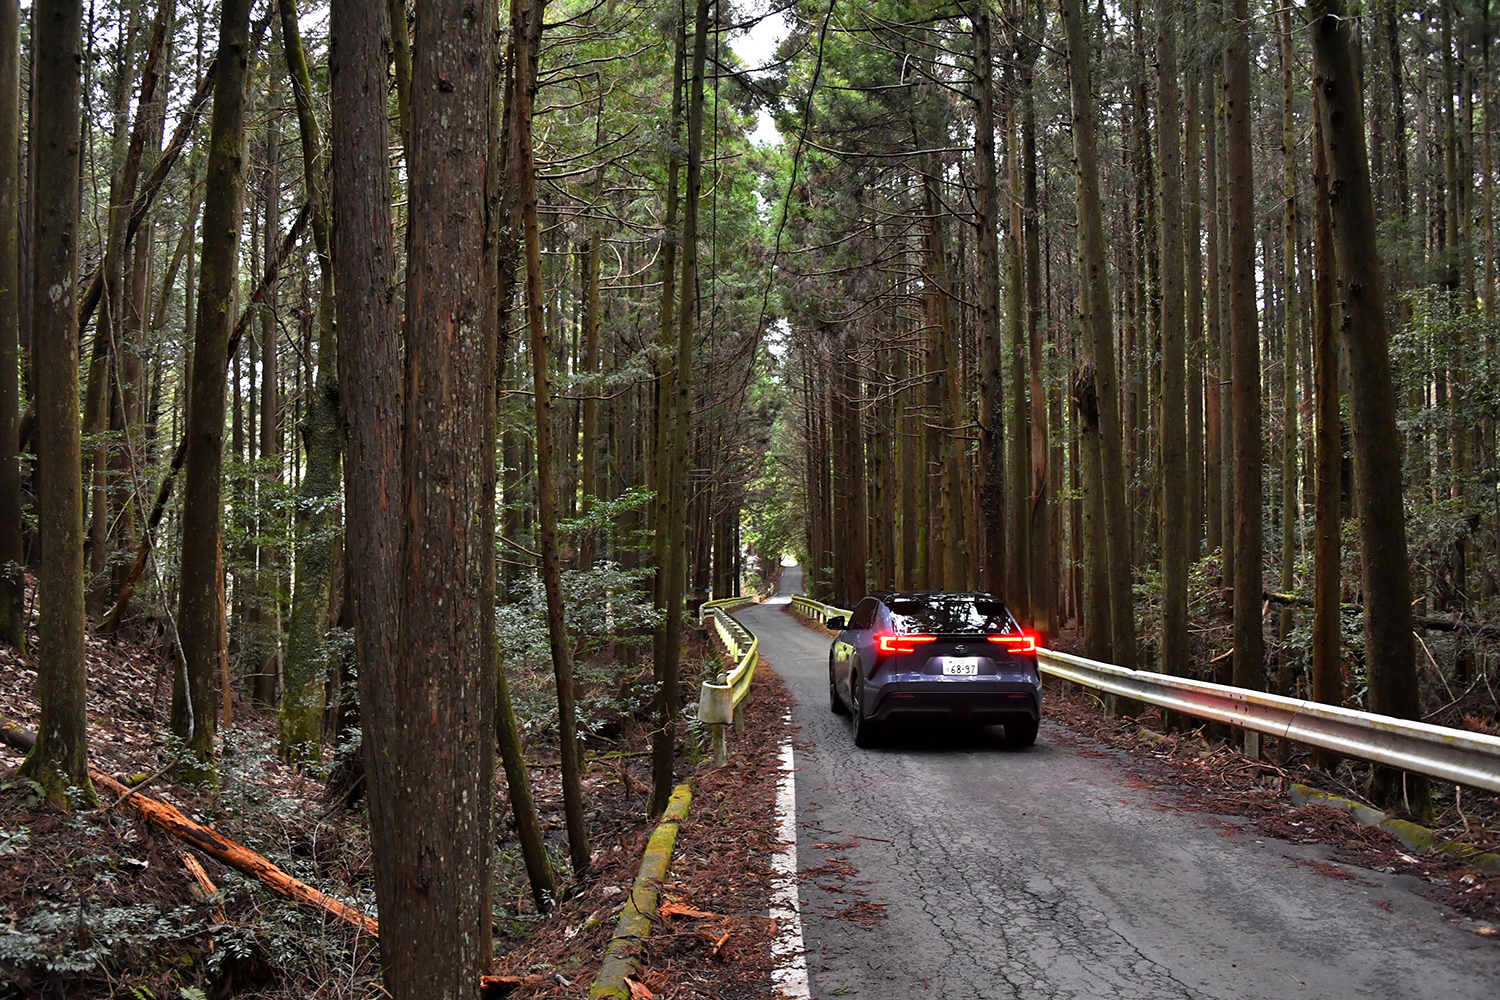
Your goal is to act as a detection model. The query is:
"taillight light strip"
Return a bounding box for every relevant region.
[988,634,1038,653]
[876,634,936,655]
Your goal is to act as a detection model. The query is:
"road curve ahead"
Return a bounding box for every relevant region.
[739,580,1499,1000]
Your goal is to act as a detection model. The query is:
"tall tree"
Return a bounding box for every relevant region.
[513,0,591,869]
[20,0,93,804]
[973,0,1005,599]
[1224,0,1263,711]
[1156,0,1189,682]
[278,0,342,764]
[1309,0,1430,818]
[174,0,253,780]
[1309,94,1342,766]
[0,0,21,649]
[1060,0,1137,674]
[395,0,499,990]
[654,0,713,812]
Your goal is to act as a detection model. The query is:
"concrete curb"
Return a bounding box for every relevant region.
[1288,782,1500,874]
[588,782,694,999]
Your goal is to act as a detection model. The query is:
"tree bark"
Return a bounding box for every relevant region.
[1310,96,1342,769]
[649,17,684,809]
[1203,70,1223,564]
[513,0,591,869]
[1021,6,1051,639]
[395,0,500,990]
[1156,0,1188,684]
[330,0,406,961]
[1309,0,1430,819]
[654,0,711,814]
[1278,7,1299,702]
[1059,0,1136,675]
[278,0,342,765]
[20,0,93,804]
[973,0,1005,600]
[1225,0,1263,708]
[174,0,252,782]
[0,0,21,649]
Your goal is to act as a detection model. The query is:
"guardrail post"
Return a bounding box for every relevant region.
[713,671,728,766]
[732,700,744,734]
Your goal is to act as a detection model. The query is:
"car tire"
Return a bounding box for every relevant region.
[829,659,849,715]
[851,672,881,748]
[1004,716,1039,749]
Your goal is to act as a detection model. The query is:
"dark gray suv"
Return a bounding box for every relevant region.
[827,592,1041,748]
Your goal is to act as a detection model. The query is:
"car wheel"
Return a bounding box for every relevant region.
[1004,716,1039,749]
[851,671,881,748]
[829,659,849,715]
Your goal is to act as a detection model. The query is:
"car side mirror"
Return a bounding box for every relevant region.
[826,616,847,631]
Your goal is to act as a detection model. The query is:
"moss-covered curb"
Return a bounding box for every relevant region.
[1288,783,1500,874]
[588,782,694,1000]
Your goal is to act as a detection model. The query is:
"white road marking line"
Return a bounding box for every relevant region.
[770,719,810,999]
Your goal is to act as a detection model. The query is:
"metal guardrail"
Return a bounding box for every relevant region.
[697,605,760,766]
[697,594,755,624]
[789,596,1500,794]
[790,594,850,624]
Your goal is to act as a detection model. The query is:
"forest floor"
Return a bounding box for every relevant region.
[0,583,770,1000]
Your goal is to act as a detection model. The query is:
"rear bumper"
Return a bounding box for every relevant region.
[869,680,1040,725]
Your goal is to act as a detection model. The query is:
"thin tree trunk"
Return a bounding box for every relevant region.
[1310,0,1431,820]
[1185,63,1203,566]
[0,0,21,649]
[654,0,710,814]
[487,26,554,913]
[972,0,1005,598]
[1006,97,1031,620]
[1022,6,1051,639]
[1060,0,1136,674]
[1278,7,1299,703]
[1203,70,1223,564]
[174,0,252,781]
[1225,0,1263,712]
[1310,95,1342,769]
[649,17,684,812]
[1156,0,1188,684]
[513,0,590,869]
[277,0,341,765]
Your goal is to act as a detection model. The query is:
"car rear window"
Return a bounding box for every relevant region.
[885,597,1018,634]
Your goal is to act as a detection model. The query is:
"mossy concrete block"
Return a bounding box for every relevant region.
[1288,782,1500,873]
[1380,817,1435,852]
[1288,782,1387,827]
[588,782,694,1000]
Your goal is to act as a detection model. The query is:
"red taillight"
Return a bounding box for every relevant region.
[877,633,936,655]
[988,633,1037,653]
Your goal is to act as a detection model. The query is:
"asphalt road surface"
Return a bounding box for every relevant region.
[742,566,1499,999]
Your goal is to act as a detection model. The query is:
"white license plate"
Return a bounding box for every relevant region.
[942,660,979,676]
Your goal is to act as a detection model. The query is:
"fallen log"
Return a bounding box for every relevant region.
[1263,591,1500,640]
[0,718,378,938]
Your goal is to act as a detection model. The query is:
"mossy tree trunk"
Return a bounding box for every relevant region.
[21,0,94,805]
[174,0,252,782]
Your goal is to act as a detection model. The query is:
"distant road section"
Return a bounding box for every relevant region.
[741,582,1499,1000]
[777,563,804,598]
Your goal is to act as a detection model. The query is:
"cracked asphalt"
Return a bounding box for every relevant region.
[739,567,1500,999]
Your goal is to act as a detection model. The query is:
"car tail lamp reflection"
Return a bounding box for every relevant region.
[877,633,937,655]
[988,633,1038,653]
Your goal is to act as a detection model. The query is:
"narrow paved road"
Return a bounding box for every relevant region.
[742,567,1498,999]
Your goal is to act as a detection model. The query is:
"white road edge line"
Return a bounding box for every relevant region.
[770,718,810,999]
